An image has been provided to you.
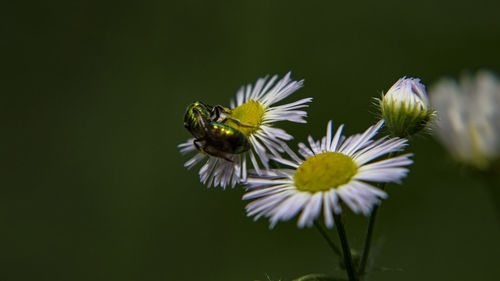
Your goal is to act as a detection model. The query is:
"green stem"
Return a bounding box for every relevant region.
[314,220,342,257]
[359,151,396,278]
[358,182,387,278]
[333,212,358,281]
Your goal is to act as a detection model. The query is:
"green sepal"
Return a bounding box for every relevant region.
[377,96,435,138]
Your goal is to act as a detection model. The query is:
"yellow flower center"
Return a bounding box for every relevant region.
[294,152,358,192]
[225,100,265,136]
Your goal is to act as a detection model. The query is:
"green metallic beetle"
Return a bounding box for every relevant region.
[183,101,254,162]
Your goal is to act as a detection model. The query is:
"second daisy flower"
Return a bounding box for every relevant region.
[243,120,413,228]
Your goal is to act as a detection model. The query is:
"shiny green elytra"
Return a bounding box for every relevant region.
[183,101,250,161]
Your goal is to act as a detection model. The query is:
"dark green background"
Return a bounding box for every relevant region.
[4,1,500,280]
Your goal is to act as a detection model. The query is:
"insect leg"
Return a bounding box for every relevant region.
[193,139,209,155]
[213,105,232,114]
[220,117,257,128]
[211,105,255,128]
[211,105,232,122]
[192,107,209,129]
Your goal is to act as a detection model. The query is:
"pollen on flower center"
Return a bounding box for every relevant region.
[294,152,358,192]
[225,100,265,136]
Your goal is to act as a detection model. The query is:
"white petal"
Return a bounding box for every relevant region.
[297,192,322,228]
[322,191,334,228]
[330,124,345,152]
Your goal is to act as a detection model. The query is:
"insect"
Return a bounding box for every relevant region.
[183,101,254,162]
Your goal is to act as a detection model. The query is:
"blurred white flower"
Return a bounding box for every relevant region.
[179,72,312,189]
[379,77,434,137]
[430,70,500,169]
[243,120,412,229]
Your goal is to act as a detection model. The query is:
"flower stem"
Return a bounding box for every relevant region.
[358,182,387,278]
[314,220,342,257]
[359,151,396,278]
[333,212,358,281]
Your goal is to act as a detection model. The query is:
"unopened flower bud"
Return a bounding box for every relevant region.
[378,77,434,137]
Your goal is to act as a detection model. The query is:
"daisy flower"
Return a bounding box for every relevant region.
[179,72,312,189]
[430,70,500,169]
[243,120,413,229]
